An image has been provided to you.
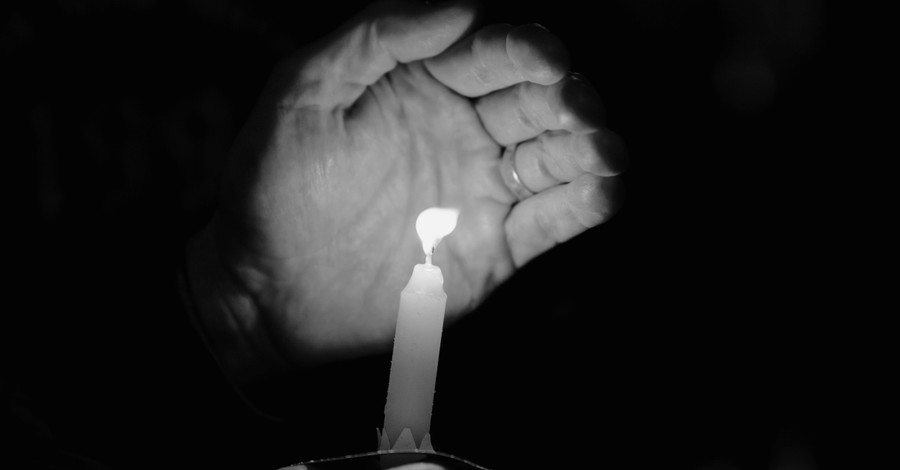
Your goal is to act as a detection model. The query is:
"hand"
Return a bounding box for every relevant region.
[186,0,625,381]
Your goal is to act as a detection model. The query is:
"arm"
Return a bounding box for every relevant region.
[184,0,626,403]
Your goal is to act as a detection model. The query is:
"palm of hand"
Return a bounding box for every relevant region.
[207,4,624,370]
[231,61,514,361]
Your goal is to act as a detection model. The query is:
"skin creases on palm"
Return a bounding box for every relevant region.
[236,61,517,361]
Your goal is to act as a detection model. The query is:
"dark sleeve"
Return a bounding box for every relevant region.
[2,217,300,470]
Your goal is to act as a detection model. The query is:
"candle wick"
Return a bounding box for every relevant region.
[425,246,434,265]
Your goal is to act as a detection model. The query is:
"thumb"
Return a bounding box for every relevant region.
[292,0,478,108]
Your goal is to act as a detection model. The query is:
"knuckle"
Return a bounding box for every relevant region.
[508,23,570,85]
[535,133,565,178]
[471,40,495,87]
[472,25,511,87]
[514,84,544,132]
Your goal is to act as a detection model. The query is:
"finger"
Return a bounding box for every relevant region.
[505,174,624,267]
[512,128,628,193]
[296,0,477,107]
[475,73,604,146]
[423,23,569,97]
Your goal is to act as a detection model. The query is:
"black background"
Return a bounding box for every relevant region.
[3,1,888,469]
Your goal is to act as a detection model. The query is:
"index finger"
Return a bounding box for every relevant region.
[423,23,570,97]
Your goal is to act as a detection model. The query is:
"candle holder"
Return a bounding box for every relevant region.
[278,428,491,469]
[279,449,490,469]
[282,208,485,469]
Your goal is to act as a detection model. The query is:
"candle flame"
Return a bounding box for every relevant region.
[416,207,459,256]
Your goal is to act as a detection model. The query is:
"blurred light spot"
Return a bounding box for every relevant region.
[771,445,816,470]
[713,55,776,114]
[30,106,63,221]
[696,459,740,470]
[1,13,34,52]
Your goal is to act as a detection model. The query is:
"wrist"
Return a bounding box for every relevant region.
[183,217,292,390]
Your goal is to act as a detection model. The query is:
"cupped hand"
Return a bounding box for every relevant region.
[187,0,625,378]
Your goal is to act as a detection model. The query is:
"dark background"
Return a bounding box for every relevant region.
[3,1,888,469]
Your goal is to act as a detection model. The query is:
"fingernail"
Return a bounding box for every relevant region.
[600,176,626,215]
[560,75,606,128]
[568,71,595,87]
[589,131,628,175]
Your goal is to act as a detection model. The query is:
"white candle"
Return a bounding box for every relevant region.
[382,207,459,451]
